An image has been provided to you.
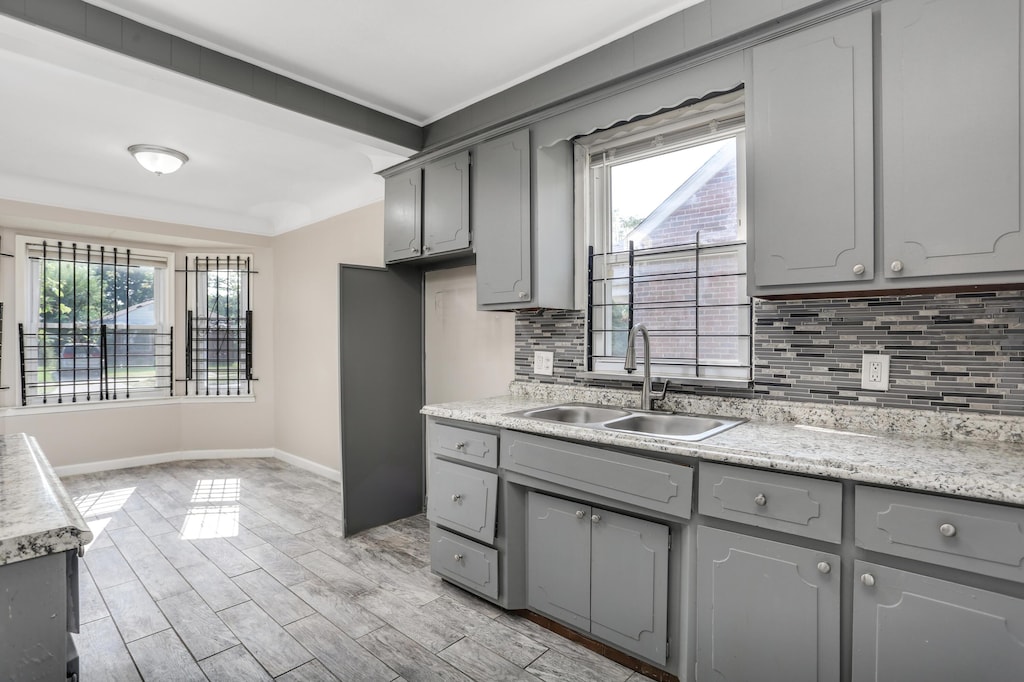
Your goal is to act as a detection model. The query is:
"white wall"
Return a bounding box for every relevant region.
[424,265,515,404]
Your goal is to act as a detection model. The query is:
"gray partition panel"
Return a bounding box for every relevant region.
[339,264,424,535]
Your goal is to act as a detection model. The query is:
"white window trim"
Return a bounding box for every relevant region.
[573,92,751,386]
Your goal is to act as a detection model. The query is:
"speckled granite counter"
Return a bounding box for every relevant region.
[422,385,1024,506]
[0,433,92,566]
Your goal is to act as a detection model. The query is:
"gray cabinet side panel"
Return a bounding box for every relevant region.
[423,151,471,255]
[881,0,1023,279]
[696,527,841,682]
[526,491,591,630]
[474,129,532,307]
[0,552,69,681]
[339,265,423,535]
[748,9,874,291]
[852,561,1024,682]
[590,508,669,665]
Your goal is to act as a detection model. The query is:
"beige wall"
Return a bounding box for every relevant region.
[272,202,385,473]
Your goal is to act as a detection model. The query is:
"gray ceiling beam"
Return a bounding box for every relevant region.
[0,0,423,151]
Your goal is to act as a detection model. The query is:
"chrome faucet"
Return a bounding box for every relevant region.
[624,323,668,411]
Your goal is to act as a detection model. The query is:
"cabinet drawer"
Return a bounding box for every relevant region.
[430,421,498,468]
[856,485,1024,583]
[430,526,499,599]
[502,430,693,519]
[427,458,498,544]
[699,462,843,543]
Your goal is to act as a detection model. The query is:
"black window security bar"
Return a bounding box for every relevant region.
[587,236,752,381]
[20,241,173,406]
[182,255,254,396]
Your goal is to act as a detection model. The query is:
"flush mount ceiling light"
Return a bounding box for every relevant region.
[127,144,189,175]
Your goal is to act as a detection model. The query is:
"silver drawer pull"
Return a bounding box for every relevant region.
[860,573,876,587]
[454,441,466,450]
[575,510,585,519]
[754,493,767,507]
[518,291,528,299]
[591,514,601,524]
[852,263,865,275]
[451,493,462,503]
[890,259,903,272]
[939,523,957,537]
[453,553,463,562]
[817,561,831,575]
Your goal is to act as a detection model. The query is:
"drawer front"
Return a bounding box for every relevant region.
[429,421,498,468]
[856,485,1024,583]
[430,526,499,599]
[428,458,498,544]
[502,430,693,519]
[699,462,843,543]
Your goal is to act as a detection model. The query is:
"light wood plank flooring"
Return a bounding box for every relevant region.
[63,458,642,681]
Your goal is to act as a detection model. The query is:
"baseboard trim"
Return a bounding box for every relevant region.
[53,447,341,481]
[273,448,342,482]
[54,448,275,477]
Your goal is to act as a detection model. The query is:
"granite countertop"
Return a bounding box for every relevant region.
[0,433,92,566]
[422,388,1024,506]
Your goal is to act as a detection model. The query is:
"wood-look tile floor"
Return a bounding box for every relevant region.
[63,457,642,681]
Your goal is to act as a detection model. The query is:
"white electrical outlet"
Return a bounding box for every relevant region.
[861,353,890,391]
[534,351,554,376]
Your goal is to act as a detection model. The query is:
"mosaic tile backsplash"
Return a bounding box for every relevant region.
[514,290,1024,417]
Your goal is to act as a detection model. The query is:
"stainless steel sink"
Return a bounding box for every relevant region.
[521,404,632,424]
[603,413,743,441]
[507,403,745,441]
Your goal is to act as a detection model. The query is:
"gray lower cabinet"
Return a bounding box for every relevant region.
[748,8,874,292]
[473,129,532,308]
[852,561,1024,682]
[527,491,670,665]
[695,526,840,682]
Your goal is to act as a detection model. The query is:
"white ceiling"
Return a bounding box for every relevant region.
[0,1,703,237]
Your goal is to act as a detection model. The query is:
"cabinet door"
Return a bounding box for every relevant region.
[474,129,532,307]
[423,151,471,256]
[527,492,591,630]
[590,507,669,665]
[427,458,498,544]
[749,10,874,289]
[696,527,840,682]
[881,0,1023,279]
[852,561,1024,682]
[384,168,423,262]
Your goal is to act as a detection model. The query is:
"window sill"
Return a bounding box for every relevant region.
[576,370,752,390]
[1,394,255,417]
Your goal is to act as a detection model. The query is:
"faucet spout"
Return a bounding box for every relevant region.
[625,324,662,410]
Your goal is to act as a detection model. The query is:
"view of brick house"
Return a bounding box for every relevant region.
[611,141,748,373]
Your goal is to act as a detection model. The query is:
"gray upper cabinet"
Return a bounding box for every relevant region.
[881,0,1023,281]
[852,561,1024,682]
[710,0,823,40]
[474,129,532,307]
[384,151,471,263]
[748,9,874,292]
[383,168,422,262]
[527,491,669,665]
[696,527,840,682]
[423,150,471,257]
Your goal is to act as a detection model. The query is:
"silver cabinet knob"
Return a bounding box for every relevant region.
[423,245,432,253]
[575,510,585,519]
[817,561,832,574]
[517,291,528,299]
[860,573,875,587]
[411,246,420,254]
[890,260,904,272]
[852,263,865,275]
[591,514,601,524]
[754,493,767,507]
[451,493,462,503]
[939,523,957,537]
[454,441,466,450]
[453,553,463,562]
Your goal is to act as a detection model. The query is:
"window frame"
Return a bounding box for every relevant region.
[574,92,752,386]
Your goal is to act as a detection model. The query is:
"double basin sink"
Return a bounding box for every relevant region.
[507,403,745,442]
